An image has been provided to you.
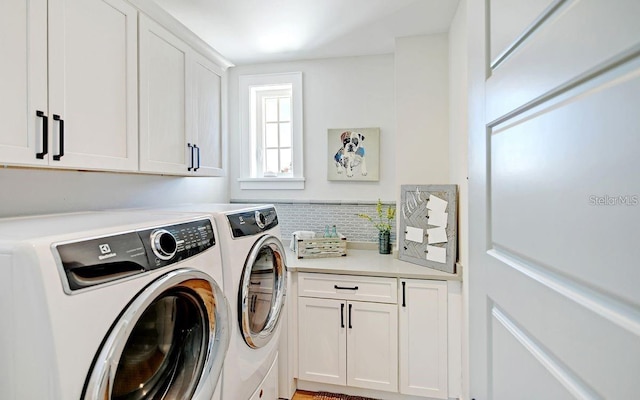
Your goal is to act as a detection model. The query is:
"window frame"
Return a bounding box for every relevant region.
[238,72,304,190]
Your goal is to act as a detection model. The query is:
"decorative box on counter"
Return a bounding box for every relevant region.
[296,235,347,259]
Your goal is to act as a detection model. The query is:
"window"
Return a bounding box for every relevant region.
[239,73,304,190]
[255,87,292,177]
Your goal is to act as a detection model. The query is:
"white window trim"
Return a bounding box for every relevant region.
[238,72,304,190]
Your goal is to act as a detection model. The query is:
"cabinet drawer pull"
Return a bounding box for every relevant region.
[36,110,48,159]
[348,303,352,329]
[187,143,194,171]
[194,144,200,171]
[402,281,406,307]
[334,285,358,291]
[52,114,64,161]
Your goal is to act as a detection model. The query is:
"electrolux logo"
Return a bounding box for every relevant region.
[98,243,117,260]
[589,194,639,206]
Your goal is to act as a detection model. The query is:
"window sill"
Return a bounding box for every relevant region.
[238,177,305,190]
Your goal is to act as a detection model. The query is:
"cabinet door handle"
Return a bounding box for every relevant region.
[52,114,64,161]
[402,281,406,307]
[187,143,194,171]
[348,304,352,329]
[340,303,345,328]
[334,285,358,291]
[194,144,200,171]
[36,110,48,159]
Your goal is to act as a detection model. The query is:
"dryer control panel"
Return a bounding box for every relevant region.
[55,219,215,293]
[227,207,278,238]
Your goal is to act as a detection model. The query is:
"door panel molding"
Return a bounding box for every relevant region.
[491,306,603,399]
[490,0,567,70]
[488,247,640,336]
[487,0,640,122]
[487,59,640,305]
[488,43,640,127]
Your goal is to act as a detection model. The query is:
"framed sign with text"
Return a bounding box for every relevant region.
[399,184,458,273]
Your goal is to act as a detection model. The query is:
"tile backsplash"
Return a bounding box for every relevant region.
[232,200,396,243]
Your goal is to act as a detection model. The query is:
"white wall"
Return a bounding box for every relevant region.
[395,34,450,188]
[448,1,469,399]
[0,168,227,218]
[449,6,469,272]
[227,54,396,201]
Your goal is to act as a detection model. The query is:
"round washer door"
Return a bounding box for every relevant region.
[239,235,287,349]
[83,268,230,400]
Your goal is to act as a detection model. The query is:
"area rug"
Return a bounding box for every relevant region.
[312,391,379,400]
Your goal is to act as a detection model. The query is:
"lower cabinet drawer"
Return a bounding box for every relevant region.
[298,272,397,304]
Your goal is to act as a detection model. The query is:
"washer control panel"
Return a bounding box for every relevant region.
[55,219,215,292]
[139,219,216,269]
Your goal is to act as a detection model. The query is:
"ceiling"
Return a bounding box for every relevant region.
[152,0,460,66]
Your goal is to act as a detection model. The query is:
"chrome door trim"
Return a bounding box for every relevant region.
[83,268,230,400]
[239,235,287,348]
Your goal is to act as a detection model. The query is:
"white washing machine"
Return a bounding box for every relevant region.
[0,210,231,400]
[141,204,288,400]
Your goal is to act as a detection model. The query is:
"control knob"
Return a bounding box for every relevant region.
[150,229,177,260]
[255,211,266,229]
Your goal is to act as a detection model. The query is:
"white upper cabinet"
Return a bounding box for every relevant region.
[191,52,224,176]
[48,0,138,171]
[2,1,227,176]
[0,0,138,171]
[139,15,225,176]
[0,0,48,165]
[139,15,191,175]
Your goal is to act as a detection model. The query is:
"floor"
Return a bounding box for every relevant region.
[291,390,315,400]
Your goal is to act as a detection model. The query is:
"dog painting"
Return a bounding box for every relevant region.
[328,128,379,181]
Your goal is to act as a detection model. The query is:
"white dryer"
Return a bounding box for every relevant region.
[0,211,231,400]
[141,204,288,400]
[218,205,287,400]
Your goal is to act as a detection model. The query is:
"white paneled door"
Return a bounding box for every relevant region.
[469,1,640,399]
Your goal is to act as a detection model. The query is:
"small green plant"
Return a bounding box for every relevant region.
[358,199,396,233]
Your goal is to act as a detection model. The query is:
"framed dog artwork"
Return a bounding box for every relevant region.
[327,127,380,181]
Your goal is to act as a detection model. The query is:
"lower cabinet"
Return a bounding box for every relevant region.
[296,272,450,399]
[399,279,448,399]
[297,274,398,392]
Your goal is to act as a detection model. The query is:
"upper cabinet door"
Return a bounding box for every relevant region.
[0,0,48,165]
[48,0,138,171]
[139,15,192,175]
[191,52,224,177]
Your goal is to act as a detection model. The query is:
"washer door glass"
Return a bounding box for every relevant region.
[240,235,287,349]
[83,269,230,400]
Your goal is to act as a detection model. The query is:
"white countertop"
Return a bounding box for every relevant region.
[285,248,462,281]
